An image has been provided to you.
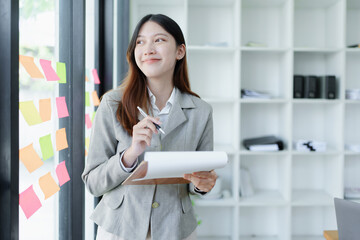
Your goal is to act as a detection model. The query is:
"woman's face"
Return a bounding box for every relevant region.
[134,21,185,81]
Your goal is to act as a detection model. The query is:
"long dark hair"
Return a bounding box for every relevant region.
[117,14,199,136]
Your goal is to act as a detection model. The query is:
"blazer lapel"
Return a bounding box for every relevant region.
[162,90,195,138]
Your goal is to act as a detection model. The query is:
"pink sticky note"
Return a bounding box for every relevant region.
[56,96,69,118]
[39,59,60,81]
[19,185,42,219]
[85,114,92,129]
[92,69,101,84]
[56,161,70,186]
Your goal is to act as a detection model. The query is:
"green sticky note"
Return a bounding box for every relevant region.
[92,111,96,122]
[39,134,54,160]
[56,62,67,84]
[85,92,90,107]
[19,101,43,126]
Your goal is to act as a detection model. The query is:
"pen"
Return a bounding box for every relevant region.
[137,106,165,134]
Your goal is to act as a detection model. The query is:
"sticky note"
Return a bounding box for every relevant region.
[56,161,70,186]
[92,111,96,122]
[92,69,101,84]
[39,172,60,200]
[19,101,43,126]
[39,134,54,160]
[56,128,68,151]
[56,96,69,118]
[92,91,100,106]
[85,149,88,156]
[19,55,44,79]
[85,137,90,150]
[56,62,67,84]
[39,59,60,81]
[19,143,44,173]
[19,185,42,219]
[85,75,90,82]
[39,98,51,122]
[85,114,92,129]
[85,92,90,107]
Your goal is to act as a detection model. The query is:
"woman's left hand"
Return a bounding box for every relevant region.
[183,170,217,193]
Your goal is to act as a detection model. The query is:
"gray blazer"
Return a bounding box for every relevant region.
[82,88,213,240]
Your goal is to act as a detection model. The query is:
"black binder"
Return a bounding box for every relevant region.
[243,135,284,151]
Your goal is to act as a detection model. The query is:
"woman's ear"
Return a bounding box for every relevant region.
[176,44,186,60]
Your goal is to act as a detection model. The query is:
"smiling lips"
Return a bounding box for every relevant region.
[143,58,161,64]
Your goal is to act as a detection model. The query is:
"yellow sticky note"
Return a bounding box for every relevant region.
[19,143,44,173]
[56,128,68,151]
[85,137,90,150]
[39,98,51,122]
[19,55,44,79]
[39,172,60,200]
[19,101,43,126]
[92,91,100,106]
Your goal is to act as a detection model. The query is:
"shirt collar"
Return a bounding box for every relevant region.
[147,87,176,110]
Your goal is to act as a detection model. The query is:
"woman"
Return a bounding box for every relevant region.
[82,14,217,240]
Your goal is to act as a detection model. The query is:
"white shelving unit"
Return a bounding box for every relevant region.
[130,0,360,239]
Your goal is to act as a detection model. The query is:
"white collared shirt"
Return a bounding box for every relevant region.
[120,87,176,172]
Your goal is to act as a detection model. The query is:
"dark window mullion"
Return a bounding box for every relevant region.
[0,0,19,239]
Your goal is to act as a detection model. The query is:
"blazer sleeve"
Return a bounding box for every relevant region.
[82,93,131,197]
[196,106,214,151]
[190,105,214,195]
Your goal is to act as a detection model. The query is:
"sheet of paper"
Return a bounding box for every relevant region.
[56,161,70,186]
[56,62,67,84]
[92,69,101,84]
[19,143,44,173]
[39,134,54,160]
[56,96,69,118]
[39,98,51,122]
[39,172,60,200]
[19,55,44,79]
[56,128,68,151]
[39,59,60,81]
[92,91,100,106]
[138,151,228,180]
[85,114,92,129]
[19,101,43,126]
[19,185,42,219]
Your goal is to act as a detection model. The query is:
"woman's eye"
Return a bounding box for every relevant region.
[155,38,164,43]
[136,40,143,44]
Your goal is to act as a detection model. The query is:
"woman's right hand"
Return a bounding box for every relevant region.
[122,116,162,167]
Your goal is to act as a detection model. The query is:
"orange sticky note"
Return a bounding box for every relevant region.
[19,143,44,173]
[56,96,69,118]
[85,149,88,156]
[85,114,92,129]
[19,55,44,79]
[39,98,51,122]
[92,69,101,84]
[39,172,60,200]
[85,75,90,82]
[39,59,60,81]
[19,101,43,126]
[56,161,70,186]
[92,91,100,106]
[19,185,42,219]
[56,128,68,151]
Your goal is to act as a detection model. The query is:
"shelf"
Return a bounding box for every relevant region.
[291,190,334,206]
[240,150,289,156]
[291,151,341,156]
[292,236,324,240]
[240,237,283,240]
[187,46,236,52]
[191,197,236,207]
[294,0,341,8]
[214,144,237,154]
[292,99,341,104]
[294,48,342,53]
[239,190,287,206]
[241,47,289,52]
[198,237,230,240]
[345,151,360,156]
[241,99,287,104]
[203,98,237,104]
[345,100,360,104]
